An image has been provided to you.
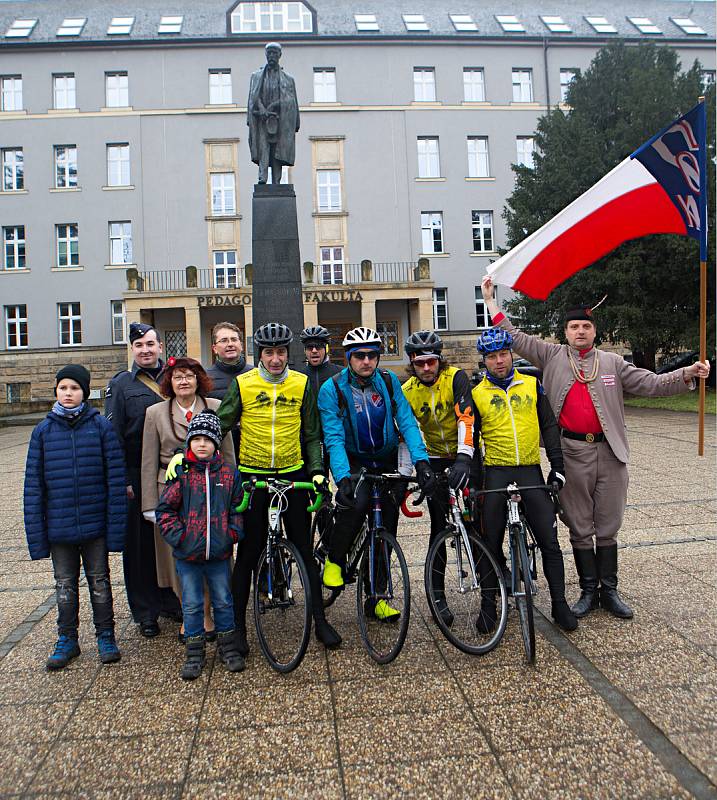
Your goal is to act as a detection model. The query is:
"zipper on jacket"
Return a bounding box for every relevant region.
[70,428,80,530]
[362,388,376,450]
[430,385,450,455]
[270,384,277,468]
[503,388,521,464]
[205,464,211,560]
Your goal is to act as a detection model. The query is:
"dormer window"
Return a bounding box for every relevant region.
[230,2,314,34]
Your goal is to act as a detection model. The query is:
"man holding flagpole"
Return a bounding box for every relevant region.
[481,276,710,620]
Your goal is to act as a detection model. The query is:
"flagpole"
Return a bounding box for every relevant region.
[698,96,706,457]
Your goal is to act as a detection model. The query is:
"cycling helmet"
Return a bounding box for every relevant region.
[405,330,444,357]
[254,322,293,350]
[342,326,382,351]
[299,325,331,345]
[476,328,513,355]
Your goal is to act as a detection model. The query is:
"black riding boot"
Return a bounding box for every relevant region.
[313,605,342,649]
[596,545,634,619]
[543,554,578,632]
[180,635,206,681]
[217,630,246,673]
[571,548,600,618]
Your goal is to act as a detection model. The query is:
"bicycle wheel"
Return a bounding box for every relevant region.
[514,526,536,664]
[311,505,341,609]
[253,538,312,673]
[425,527,508,656]
[356,529,410,664]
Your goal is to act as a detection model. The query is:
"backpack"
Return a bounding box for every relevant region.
[331,369,398,419]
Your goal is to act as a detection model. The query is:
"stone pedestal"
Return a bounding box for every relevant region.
[251,184,305,365]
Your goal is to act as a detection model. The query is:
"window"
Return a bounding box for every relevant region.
[209,70,232,104]
[432,288,448,330]
[2,148,23,190]
[467,137,490,178]
[376,321,399,356]
[213,251,239,289]
[111,300,127,343]
[231,3,313,33]
[58,302,81,346]
[107,144,130,186]
[320,246,344,285]
[628,17,662,35]
[475,287,491,329]
[670,17,706,35]
[6,19,37,38]
[316,170,341,211]
[354,13,379,31]
[403,14,428,31]
[496,15,524,32]
[54,145,78,188]
[158,15,183,33]
[421,212,444,254]
[541,15,571,33]
[413,68,436,102]
[313,68,336,102]
[3,226,25,269]
[57,18,86,36]
[56,224,79,267]
[516,136,535,168]
[5,304,28,348]
[585,16,617,34]
[560,69,578,102]
[1,76,23,110]
[53,74,76,109]
[105,72,129,107]
[417,137,440,178]
[109,222,133,265]
[450,14,477,32]
[463,68,485,102]
[701,71,716,92]
[107,17,134,35]
[211,173,236,215]
[512,69,533,102]
[471,211,494,252]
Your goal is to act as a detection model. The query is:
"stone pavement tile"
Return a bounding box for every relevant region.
[343,754,513,799]
[23,784,184,799]
[188,721,337,780]
[670,730,717,785]
[568,618,694,657]
[0,571,55,590]
[0,665,92,703]
[667,616,717,652]
[200,681,333,728]
[0,701,76,741]
[594,647,717,694]
[27,733,194,794]
[183,769,343,800]
[337,709,492,766]
[629,684,717,735]
[0,589,52,615]
[209,646,329,688]
[0,736,52,795]
[500,737,692,800]
[326,638,449,682]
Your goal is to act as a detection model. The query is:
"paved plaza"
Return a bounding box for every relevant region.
[0,408,715,799]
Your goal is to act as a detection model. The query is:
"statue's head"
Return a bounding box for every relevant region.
[265,42,282,66]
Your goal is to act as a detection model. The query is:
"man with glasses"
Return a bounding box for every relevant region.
[297,325,341,393]
[317,326,436,618]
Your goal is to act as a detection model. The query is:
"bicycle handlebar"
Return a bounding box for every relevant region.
[235,479,324,514]
[473,483,560,496]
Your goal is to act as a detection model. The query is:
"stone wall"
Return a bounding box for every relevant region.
[0,346,127,410]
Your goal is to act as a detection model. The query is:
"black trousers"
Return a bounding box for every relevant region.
[480,465,566,602]
[51,537,114,637]
[232,468,326,628]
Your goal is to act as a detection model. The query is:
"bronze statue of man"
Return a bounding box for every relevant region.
[247,42,300,185]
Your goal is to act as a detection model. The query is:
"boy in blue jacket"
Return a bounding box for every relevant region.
[23,365,127,670]
[156,410,245,680]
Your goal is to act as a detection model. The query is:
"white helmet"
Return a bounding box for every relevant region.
[342,326,382,351]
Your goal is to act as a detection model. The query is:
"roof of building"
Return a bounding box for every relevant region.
[0,0,713,46]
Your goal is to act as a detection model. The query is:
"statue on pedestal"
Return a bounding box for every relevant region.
[247,42,300,185]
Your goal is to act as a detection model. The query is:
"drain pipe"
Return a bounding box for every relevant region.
[543,37,551,108]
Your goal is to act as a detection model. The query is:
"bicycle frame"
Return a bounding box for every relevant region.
[445,488,481,594]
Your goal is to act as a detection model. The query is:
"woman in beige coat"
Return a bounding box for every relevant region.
[141,357,235,637]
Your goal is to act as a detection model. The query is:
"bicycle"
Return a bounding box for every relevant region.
[313,469,413,664]
[473,482,559,663]
[421,475,508,656]
[236,477,323,673]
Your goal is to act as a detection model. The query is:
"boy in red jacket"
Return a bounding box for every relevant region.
[156,410,245,679]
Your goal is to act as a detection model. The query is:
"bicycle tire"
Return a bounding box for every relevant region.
[424,527,508,656]
[253,538,312,673]
[356,529,410,664]
[514,526,536,664]
[311,505,341,609]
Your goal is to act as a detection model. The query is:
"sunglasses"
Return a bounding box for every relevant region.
[305,344,325,351]
[415,357,439,368]
[352,351,379,361]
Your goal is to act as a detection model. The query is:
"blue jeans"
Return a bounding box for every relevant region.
[174,558,234,638]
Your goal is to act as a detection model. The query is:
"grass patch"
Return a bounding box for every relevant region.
[624,389,715,414]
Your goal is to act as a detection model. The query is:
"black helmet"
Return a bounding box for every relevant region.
[254,322,293,350]
[405,330,443,357]
[299,325,330,345]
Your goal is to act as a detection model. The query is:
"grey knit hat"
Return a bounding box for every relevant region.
[186,409,222,450]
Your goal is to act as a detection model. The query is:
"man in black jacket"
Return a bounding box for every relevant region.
[206,322,252,399]
[296,325,341,392]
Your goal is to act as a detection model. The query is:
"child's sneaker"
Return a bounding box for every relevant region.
[46,635,81,671]
[97,630,121,664]
[181,635,206,681]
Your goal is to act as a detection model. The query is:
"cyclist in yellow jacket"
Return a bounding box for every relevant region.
[473,328,577,634]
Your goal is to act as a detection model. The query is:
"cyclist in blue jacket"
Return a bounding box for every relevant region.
[317,326,436,619]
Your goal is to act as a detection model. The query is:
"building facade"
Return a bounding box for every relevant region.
[0,0,714,403]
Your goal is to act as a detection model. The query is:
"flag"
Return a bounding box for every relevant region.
[489,101,708,299]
